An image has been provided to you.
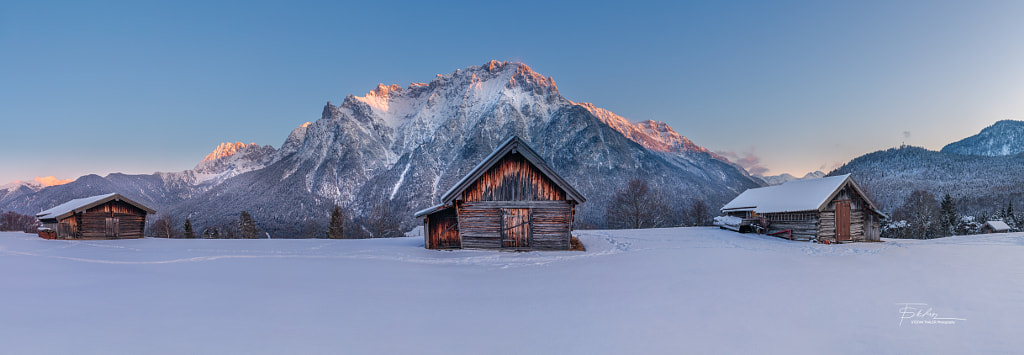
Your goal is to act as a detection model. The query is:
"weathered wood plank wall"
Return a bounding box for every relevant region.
[458,201,571,250]
[462,154,565,202]
[79,200,147,239]
[426,208,460,249]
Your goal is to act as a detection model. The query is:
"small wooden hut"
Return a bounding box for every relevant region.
[415,136,586,250]
[982,220,1011,234]
[720,174,886,243]
[36,193,155,240]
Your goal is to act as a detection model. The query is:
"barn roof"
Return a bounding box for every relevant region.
[721,174,884,216]
[414,203,450,218]
[36,193,156,221]
[440,136,586,204]
[984,220,1011,232]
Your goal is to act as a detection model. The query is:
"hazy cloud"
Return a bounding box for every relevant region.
[903,131,911,139]
[715,148,769,176]
[818,161,844,173]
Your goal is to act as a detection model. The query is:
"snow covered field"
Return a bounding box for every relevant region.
[2,228,1022,354]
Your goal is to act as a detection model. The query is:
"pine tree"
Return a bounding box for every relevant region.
[327,205,345,239]
[939,194,957,237]
[183,218,196,239]
[211,227,220,239]
[239,211,258,239]
[1004,201,1017,230]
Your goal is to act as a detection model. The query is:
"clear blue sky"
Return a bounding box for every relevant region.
[3,0,1024,184]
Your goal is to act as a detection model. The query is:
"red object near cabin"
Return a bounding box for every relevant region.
[38,229,56,240]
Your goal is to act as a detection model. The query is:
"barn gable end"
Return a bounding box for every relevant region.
[419,136,584,250]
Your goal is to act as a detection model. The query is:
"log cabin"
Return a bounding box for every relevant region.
[36,193,155,240]
[720,174,886,243]
[982,220,1011,234]
[415,136,585,250]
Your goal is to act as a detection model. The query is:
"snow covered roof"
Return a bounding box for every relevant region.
[984,220,1011,232]
[721,174,883,215]
[413,204,449,218]
[439,136,586,204]
[36,193,156,221]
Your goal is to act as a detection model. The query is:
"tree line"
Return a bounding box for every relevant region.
[883,189,1022,239]
[148,203,405,239]
[600,177,1024,239]
[0,210,39,233]
[602,179,714,230]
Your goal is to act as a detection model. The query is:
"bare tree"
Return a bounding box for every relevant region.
[362,199,404,238]
[605,179,673,229]
[150,214,177,238]
[893,190,942,239]
[686,199,712,226]
[0,211,39,232]
[302,219,323,239]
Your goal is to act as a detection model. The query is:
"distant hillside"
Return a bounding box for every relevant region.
[942,120,1024,156]
[829,145,1024,214]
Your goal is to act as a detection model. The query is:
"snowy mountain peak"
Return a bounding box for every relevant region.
[941,119,1024,156]
[202,142,258,163]
[574,102,709,155]
[327,60,564,132]
[485,59,503,72]
[280,122,312,156]
[194,142,277,179]
[449,60,558,95]
[0,180,42,192]
[355,84,404,112]
[0,176,73,203]
[756,171,826,186]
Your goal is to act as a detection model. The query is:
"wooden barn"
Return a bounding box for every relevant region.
[720,174,886,243]
[982,220,1011,234]
[36,193,155,240]
[415,136,586,250]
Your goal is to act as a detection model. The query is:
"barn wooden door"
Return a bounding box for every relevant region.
[105,217,120,238]
[437,215,460,249]
[501,208,531,248]
[835,201,851,242]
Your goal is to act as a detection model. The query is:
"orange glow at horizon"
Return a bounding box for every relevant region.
[34,176,73,187]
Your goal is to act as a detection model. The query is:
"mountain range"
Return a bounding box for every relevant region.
[0,61,762,236]
[755,171,826,186]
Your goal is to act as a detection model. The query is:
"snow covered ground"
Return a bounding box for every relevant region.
[2,228,1022,354]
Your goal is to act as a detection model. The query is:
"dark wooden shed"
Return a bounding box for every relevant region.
[36,193,155,240]
[720,174,886,243]
[415,136,586,250]
[981,220,1011,234]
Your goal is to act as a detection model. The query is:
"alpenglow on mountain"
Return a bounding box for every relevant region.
[2,61,762,236]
